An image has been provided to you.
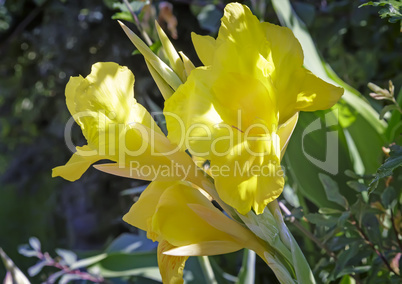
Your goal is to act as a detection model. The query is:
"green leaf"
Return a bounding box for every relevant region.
[337,211,351,227]
[305,213,338,226]
[112,11,134,23]
[236,249,255,284]
[105,233,156,253]
[336,266,371,281]
[119,22,182,93]
[344,169,362,179]
[359,1,402,23]
[88,252,160,280]
[381,186,397,208]
[332,244,359,280]
[327,237,364,252]
[362,213,382,245]
[284,112,356,209]
[132,41,162,56]
[350,196,368,226]
[318,208,343,214]
[346,180,368,192]
[272,0,387,177]
[275,0,386,209]
[113,1,148,13]
[339,274,356,284]
[90,251,213,283]
[369,144,402,193]
[319,174,349,209]
[69,253,108,270]
[155,21,186,82]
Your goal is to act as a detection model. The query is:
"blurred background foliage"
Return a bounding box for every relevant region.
[0,0,401,283]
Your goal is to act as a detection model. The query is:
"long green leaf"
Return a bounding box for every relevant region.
[271,0,387,208]
[271,0,387,175]
[284,111,357,209]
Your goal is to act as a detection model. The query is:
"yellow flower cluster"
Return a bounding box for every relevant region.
[53,3,342,283]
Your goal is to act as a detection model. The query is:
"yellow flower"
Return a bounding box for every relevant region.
[123,180,266,284]
[52,62,196,183]
[164,3,343,214]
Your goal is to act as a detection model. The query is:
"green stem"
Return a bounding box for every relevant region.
[122,0,153,46]
[261,251,296,284]
[268,200,316,284]
[198,256,217,284]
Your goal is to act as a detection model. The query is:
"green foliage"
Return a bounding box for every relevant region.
[284,148,401,282]
[111,1,150,23]
[360,0,402,24]
[369,144,402,192]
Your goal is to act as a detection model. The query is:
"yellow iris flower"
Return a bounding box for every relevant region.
[164,3,343,215]
[52,62,197,183]
[123,180,267,284]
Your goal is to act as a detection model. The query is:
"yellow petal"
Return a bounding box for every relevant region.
[211,69,276,132]
[296,69,344,112]
[164,241,242,256]
[210,130,284,215]
[191,33,216,66]
[74,62,135,124]
[261,22,304,85]
[158,240,188,284]
[277,112,299,159]
[218,3,266,57]
[123,181,173,232]
[67,62,135,150]
[58,62,188,183]
[164,2,343,216]
[52,145,100,181]
[93,121,198,182]
[151,182,240,247]
[188,204,259,247]
[93,163,160,181]
[130,102,164,135]
[65,75,84,118]
[164,68,221,156]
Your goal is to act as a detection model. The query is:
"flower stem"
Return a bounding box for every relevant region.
[122,0,153,46]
